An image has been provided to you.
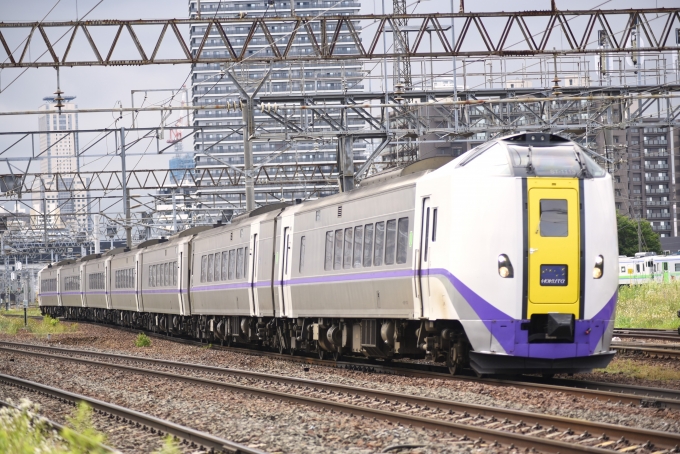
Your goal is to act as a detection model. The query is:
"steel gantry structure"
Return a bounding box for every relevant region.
[1,9,680,67]
[1,6,680,262]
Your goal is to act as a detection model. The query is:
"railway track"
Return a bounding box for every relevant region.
[613,328,679,342]
[612,343,680,359]
[0,368,267,454]
[0,341,677,454]
[49,318,680,409]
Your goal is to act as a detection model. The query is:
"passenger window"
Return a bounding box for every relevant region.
[432,208,437,242]
[207,254,214,282]
[228,250,236,280]
[156,266,160,287]
[396,217,409,264]
[343,227,353,269]
[299,236,306,273]
[635,264,640,273]
[236,248,244,279]
[385,219,397,265]
[324,232,333,271]
[620,266,625,273]
[214,253,220,282]
[676,263,680,272]
[353,226,363,268]
[374,222,385,266]
[664,262,669,271]
[539,199,568,237]
[334,229,343,270]
[201,256,207,283]
[363,224,374,267]
[163,263,168,286]
[221,252,228,280]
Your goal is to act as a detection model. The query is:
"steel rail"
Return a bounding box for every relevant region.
[2,341,679,450]
[612,345,680,359]
[614,342,680,350]
[614,329,679,342]
[61,319,680,408]
[0,372,267,454]
[0,399,121,453]
[0,343,633,454]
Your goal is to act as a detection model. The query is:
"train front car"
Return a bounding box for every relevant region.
[418,133,618,375]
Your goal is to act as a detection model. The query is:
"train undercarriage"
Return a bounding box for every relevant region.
[41,306,471,374]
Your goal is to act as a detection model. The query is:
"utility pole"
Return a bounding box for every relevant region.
[225,68,272,212]
[120,127,131,248]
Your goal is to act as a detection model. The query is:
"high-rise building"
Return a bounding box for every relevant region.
[620,121,679,240]
[189,0,365,214]
[31,97,90,232]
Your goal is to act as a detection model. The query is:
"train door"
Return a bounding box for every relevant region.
[527,180,580,318]
[57,269,63,307]
[249,231,259,316]
[104,259,111,309]
[417,197,433,318]
[134,252,142,313]
[281,227,291,316]
[663,261,670,283]
[179,248,187,316]
[80,265,86,307]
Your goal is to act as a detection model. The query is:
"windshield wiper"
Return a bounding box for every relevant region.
[573,146,589,178]
[526,145,534,174]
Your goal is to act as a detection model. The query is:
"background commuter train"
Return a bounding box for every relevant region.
[619,254,680,285]
[39,133,619,376]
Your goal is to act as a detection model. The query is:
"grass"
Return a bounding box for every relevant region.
[597,357,680,382]
[1,308,41,317]
[0,399,109,454]
[135,332,151,347]
[0,314,78,336]
[615,282,680,329]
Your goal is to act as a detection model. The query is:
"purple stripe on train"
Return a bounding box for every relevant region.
[144,289,188,294]
[425,268,617,360]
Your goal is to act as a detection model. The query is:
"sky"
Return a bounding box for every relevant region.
[0,0,677,214]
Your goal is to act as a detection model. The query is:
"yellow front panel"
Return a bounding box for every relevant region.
[527,178,580,318]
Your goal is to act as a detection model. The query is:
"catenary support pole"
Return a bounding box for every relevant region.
[120,128,131,249]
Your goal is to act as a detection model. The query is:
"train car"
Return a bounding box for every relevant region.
[59,260,83,311]
[38,264,60,310]
[38,133,619,376]
[109,247,141,315]
[652,255,680,283]
[618,255,655,285]
[81,254,107,310]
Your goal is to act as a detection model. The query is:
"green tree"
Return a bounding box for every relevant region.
[617,213,662,257]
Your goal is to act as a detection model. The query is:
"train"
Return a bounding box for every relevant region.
[39,132,619,376]
[619,253,680,285]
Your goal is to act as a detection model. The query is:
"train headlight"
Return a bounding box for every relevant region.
[593,255,604,279]
[498,254,514,278]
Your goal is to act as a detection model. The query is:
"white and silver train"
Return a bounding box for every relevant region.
[39,133,619,375]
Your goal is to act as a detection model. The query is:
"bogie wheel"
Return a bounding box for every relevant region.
[447,344,463,376]
[332,351,341,361]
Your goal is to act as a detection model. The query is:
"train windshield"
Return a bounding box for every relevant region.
[508,145,606,178]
